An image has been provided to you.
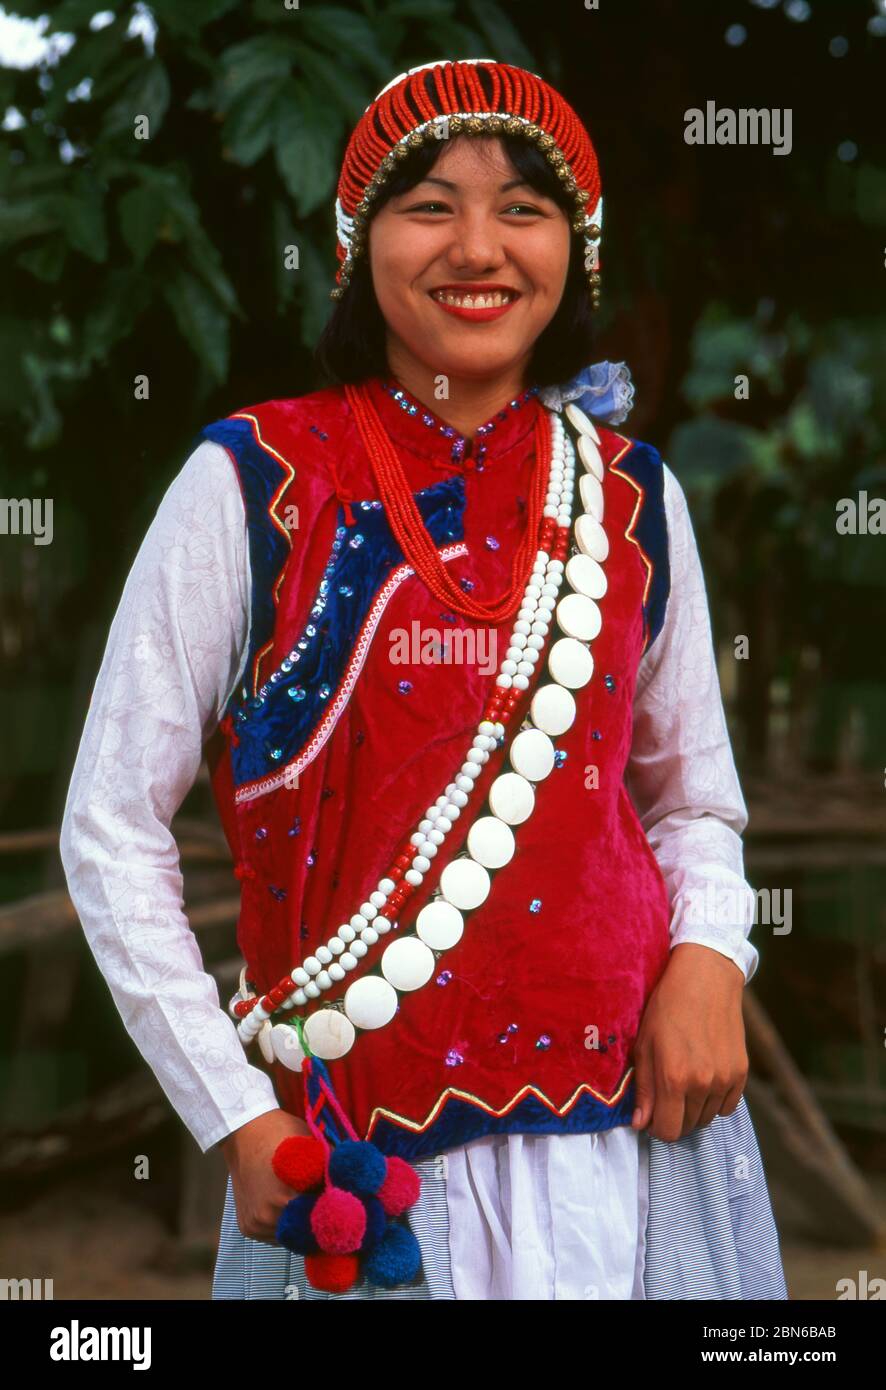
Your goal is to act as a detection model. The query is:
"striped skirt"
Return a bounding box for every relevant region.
[211,1095,788,1300]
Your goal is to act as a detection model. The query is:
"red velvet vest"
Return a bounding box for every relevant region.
[200,374,673,1160]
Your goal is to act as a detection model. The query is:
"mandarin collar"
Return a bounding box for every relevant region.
[360,373,543,473]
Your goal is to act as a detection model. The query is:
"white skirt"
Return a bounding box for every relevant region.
[211,1098,788,1300]
[211,1125,648,1300]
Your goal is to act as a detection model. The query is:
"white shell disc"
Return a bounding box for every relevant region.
[531,682,576,736]
[548,636,594,689]
[270,1023,306,1071]
[257,1019,275,1064]
[416,899,464,951]
[575,513,610,561]
[467,815,515,869]
[343,976,398,1031]
[488,771,535,825]
[565,402,601,443]
[303,1008,357,1058]
[565,553,607,600]
[509,727,555,782]
[381,936,436,991]
[556,592,602,642]
[440,856,491,910]
[577,433,605,481]
[579,473,604,520]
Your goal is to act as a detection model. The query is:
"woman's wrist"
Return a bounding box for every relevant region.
[669,940,746,988]
[218,1108,310,1166]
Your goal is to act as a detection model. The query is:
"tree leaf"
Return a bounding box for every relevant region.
[117,186,165,265]
[17,236,67,283]
[81,269,153,365]
[0,195,60,251]
[102,61,172,141]
[300,49,371,122]
[216,33,298,109]
[163,267,230,381]
[58,177,108,262]
[666,415,761,492]
[294,232,334,350]
[143,0,241,37]
[21,351,63,450]
[298,7,393,79]
[273,83,340,214]
[223,79,285,166]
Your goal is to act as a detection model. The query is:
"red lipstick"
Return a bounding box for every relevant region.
[429,283,521,323]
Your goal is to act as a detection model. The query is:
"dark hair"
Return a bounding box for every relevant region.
[313,133,597,390]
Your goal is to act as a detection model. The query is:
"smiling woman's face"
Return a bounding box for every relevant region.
[367,136,572,387]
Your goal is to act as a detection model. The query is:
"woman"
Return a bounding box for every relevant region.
[60,58,787,1300]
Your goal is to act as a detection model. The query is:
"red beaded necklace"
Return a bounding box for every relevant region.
[344,380,555,623]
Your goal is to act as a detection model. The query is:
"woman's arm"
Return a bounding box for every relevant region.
[625,463,759,983]
[59,440,282,1154]
[623,461,754,1140]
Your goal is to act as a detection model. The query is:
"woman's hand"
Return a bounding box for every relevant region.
[630,943,748,1142]
[218,1109,312,1243]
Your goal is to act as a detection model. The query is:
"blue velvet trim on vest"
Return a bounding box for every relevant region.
[612,440,670,653]
[199,411,468,790]
[368,1077,637,1162]
[196,417,293,698]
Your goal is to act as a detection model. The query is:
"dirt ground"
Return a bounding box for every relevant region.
[2,1167,885,1301]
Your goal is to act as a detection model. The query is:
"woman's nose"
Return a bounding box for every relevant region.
[445,214,507,272]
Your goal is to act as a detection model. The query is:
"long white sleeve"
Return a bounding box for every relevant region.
[59,441,281,1153]
[625,463,759,983]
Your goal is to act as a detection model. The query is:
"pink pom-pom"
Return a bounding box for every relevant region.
[310,1186,367,1254]
[377,1156,421,1216]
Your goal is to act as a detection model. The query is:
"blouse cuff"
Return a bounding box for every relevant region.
[201,1095,283,1155]
[668,922,759,983]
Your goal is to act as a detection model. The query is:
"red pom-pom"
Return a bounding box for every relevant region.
[311,1186,367,1254]
[304,1252,360,1294]
[272,1135,326,1193]
[377,1156,421,1215]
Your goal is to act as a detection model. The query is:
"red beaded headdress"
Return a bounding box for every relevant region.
[332,58,603,307]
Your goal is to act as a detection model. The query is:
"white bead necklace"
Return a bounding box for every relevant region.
[233,403,608,1071]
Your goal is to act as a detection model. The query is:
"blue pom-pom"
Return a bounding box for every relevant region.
[328,1140,387,1196]
[360,1195,387,1252]
[364,1223,422,1288]
[277,1193,319,1255]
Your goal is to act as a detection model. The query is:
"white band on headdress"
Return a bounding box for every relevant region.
[336,197,355,253]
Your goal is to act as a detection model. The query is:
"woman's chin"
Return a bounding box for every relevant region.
[416,338,529,384]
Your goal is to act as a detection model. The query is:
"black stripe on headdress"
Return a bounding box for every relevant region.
[420,69,444,113]
[402,77,430,127]
[475,64,495,104]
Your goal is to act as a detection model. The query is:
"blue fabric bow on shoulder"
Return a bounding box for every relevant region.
[538,361,635,426]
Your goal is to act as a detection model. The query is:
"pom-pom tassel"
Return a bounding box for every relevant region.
[272,1052,424,1294]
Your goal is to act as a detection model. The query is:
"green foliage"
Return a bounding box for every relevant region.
[666,301,886,769]
[1,0,528,447]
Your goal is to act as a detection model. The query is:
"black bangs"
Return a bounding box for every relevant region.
[314,133,598,390]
